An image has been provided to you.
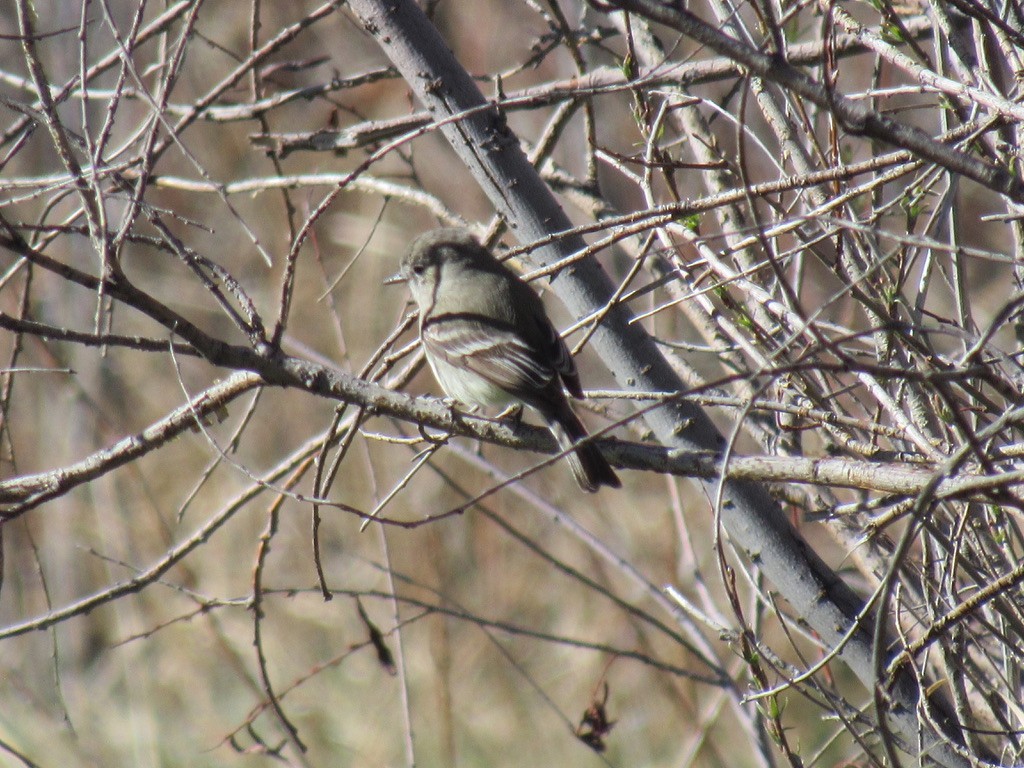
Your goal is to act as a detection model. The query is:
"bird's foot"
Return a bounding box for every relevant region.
[494,403,524,425]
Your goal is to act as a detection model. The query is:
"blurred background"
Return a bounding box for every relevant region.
[1,1,1021,766]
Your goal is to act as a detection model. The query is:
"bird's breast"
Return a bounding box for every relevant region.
[427,354,519,410]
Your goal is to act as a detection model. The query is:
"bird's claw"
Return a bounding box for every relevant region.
[417,423,450,446]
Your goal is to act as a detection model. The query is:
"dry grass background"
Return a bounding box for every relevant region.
[1,1,1022,767]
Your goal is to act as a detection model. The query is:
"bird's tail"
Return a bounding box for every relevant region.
[544,403,620,493]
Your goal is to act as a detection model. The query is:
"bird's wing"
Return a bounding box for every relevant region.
[421,313,555,395]
[545,320,583,398]
[522,307,582,399]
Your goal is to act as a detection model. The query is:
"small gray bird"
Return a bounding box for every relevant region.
[390,228,620,492]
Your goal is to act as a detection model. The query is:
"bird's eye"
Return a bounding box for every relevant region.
[411,264,426,275]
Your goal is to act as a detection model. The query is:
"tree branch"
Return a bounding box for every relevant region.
[601,0,1024,205]
[344,1,977,764]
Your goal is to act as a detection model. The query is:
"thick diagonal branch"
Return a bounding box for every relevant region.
[344,1,974,765]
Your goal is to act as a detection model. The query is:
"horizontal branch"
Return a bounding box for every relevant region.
[253,16,933,157]
[0,312,201,355]
[2,349,1011,515]
[0,372,263,515]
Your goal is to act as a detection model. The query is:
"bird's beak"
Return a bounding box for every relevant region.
[383,271,405,286]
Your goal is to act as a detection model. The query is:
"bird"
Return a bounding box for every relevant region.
[388,227,620,492]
